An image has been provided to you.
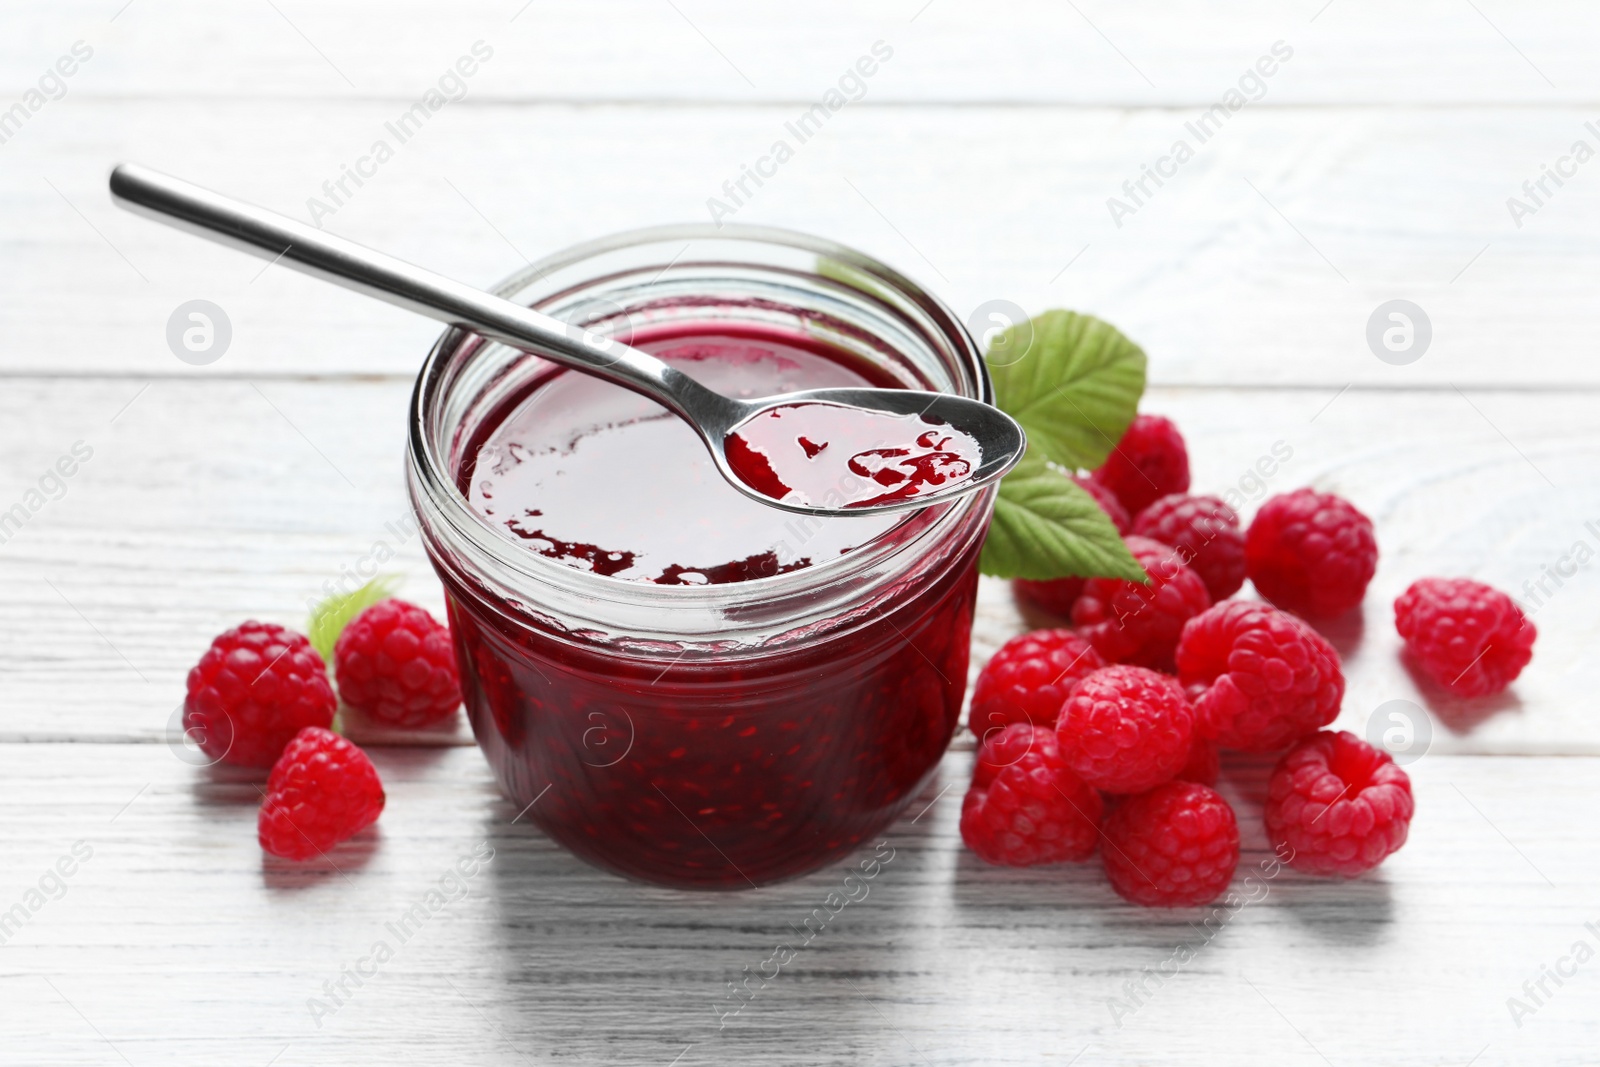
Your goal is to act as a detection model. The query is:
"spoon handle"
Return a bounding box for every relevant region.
[108,163,736,429]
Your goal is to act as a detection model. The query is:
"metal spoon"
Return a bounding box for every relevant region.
[108,163,1024,518]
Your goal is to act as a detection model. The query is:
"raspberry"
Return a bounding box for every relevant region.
[1056,665,1194,794]
[1177,738,1220,786]
[1176,601,1343,752]
[1246,489,1377,617]
[1072,536,1211,671]
[1102,780,1239,907]
[183,621,337,768]
[1132,494,1247,601]
[1076,475,1133,533]
[258,727,386,861]
[960,723,1103,866]
[1011,575,1088,617]
[1013,477,1130,615]
[973,720,1049,786]
[1394,578,1536,698]
[969,629,1105,738]
[334,599,462,728]
[1265,731,1412,877]
[1092,414,1190,516]
[1013,577,1085,618]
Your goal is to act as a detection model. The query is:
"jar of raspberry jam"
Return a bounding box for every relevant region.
[407,226,995,888]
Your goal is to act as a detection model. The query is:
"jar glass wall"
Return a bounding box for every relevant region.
[407,225,995,887]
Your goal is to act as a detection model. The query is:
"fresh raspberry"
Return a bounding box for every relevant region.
[1177,738,1220,786]
[1265,731,1413,877]
[1132,494,1247,601]
[1092,414,1191,516]
[1013,576,1085,618]
[969,629,1105,738]
[1013,477,1131,615]
[1176,601,1343,753]
[1102,780,1239,907]
[183,621,337,768]
[1056,665,1194,794]
[1072,536,1211,671]
[972,720,1049,786]
[1394,578,1536,698]
[334,599,462,728]
[960,723,1103,866]
[1246,489,1377,617]
[1079,475,1133,533]
[258,727,386,861]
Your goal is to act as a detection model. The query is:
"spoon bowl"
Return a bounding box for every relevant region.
[108,163,1025,518]
[713,387,1023,516]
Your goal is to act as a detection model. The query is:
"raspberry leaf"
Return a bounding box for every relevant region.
[986,310,1146,471]
[307,574,401,665]
[980,449,1147,581]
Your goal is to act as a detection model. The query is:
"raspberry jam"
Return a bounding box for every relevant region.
[724,402,981,509]
[408,227,995,887]
[468,331,903,584]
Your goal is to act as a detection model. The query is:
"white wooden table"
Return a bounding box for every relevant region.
[3,3,1599,1063]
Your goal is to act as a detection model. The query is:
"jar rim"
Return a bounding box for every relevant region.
[406,222,994,631]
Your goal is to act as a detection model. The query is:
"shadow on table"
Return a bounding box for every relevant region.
[340,705,474,751]
[1270,874,1395,946]
[947,846,1116,907]
[466,790,935,1064]
[186,759,266,807]
[1400,654,1527,735]
[260,826,382,889]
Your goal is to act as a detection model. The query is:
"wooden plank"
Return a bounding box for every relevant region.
[0,741,1595,1065]
[0,377,1594,755]
[8,0,1600,105]
[3,98,1598,383]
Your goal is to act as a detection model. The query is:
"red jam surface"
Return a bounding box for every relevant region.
[445,326,981,887]
[724,403,981,509]
[469,334,902,583]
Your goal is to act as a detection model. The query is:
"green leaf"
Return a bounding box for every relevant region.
[986,310,1146,471]
[979,450,1147,582]
[307,574,402,664]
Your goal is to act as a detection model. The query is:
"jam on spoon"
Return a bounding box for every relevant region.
[724,403,983,510]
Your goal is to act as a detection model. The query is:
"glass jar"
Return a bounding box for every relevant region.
[407,225,995,888]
